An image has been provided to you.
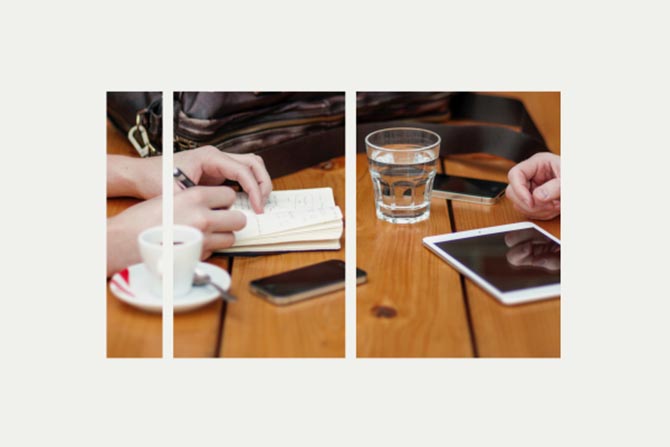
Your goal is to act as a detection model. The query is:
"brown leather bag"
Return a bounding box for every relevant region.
[107,91,345,178]
[107,91,548,178]
[107,92,163,156]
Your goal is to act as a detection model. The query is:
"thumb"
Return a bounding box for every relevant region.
[533,178,560,202]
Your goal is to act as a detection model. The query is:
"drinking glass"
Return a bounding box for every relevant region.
[365,127,441,224]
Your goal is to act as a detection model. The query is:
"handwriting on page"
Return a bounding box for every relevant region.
[232,188,335,213]
[234,207,343,241]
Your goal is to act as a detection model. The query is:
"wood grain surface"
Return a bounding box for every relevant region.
[357,92,561,357]
[108,111,345,358]
[108,91,558,358]
[176,158,345,358]
[356,155,473,357]
[107,120,162,358]
[219,158,346,357]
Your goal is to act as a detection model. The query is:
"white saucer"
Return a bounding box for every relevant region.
[109,262,231,313]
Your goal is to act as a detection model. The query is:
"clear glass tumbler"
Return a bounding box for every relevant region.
[366,127,441,224]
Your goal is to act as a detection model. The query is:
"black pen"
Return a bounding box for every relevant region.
[174,167,241,191]
[173,167,196,189]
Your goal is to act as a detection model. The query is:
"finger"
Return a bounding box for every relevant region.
[531,201,561,220]
[512,201,560,220]
[533,178,561,202]
[508,184,560,220]
[203,157,264,214]
[507,186,536,215]
[179,186,237,209]
[227,154,273,204]
[528,208,561,221]
[507,167,534,208]
[202,232,236,253]
[509,153,561,203]
[205,209,247,233]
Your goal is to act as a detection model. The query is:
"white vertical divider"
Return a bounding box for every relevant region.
[345,90,356,359]
[162,92,174,359]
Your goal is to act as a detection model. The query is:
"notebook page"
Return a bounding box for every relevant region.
[231,188,335,213]
[233,221,343,246]
[234,206,343,241]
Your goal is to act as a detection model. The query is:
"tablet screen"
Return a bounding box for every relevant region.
[434,227,560,292]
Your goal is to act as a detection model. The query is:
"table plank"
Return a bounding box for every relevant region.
[447,92,561,357]
[356,92,561,357]
[106,120,162,358]
[173,257,227,357]
[220,158,346,357]
[173,299,225,357]
[450,199,561,357]
[356,154,473,357]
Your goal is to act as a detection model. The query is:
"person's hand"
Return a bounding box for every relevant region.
[174,146,272,214]
[107,196,162,277]
[107,147,272,213]
[106,185,247,277]
[504,229,560,271]
[506,152,561,220]
[174,186,247,259]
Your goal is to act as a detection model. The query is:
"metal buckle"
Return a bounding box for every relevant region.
[127,113,157,157]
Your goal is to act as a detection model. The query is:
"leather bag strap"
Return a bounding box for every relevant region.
[254,127,344,178]
[357,93,549,163]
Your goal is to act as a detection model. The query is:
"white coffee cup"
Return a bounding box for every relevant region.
[138,225,204,297]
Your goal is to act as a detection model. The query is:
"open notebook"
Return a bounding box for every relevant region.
[216,187,343,253]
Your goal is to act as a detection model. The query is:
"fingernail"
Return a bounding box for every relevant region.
[537,188,549,200]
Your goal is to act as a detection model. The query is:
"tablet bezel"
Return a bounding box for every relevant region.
[422,221,560,305]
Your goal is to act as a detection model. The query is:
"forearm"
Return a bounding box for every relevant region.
[106,196,163,277]
[107,155,142,198]
[107,215,142,277]
[107,155,161,199]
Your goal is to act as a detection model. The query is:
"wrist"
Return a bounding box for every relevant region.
[107,155,146,199]
[126,157,161,199]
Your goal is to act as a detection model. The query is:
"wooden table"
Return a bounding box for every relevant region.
[175,157,345,358]
[356,92,560,358]
[106,121,163,358]
[107,121,345,358]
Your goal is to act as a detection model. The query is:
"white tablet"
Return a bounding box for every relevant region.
[423,222,560,305]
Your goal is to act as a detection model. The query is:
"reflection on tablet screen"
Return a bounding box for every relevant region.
[435,228,560,292]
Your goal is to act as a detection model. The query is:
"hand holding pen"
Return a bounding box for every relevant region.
[172,146,272,214]
[169,147,273,258]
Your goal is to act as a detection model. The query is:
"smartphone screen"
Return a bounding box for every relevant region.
[250,260,366,301]
[433,174,507,199]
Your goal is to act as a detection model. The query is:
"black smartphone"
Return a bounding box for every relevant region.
[432,173,507,204]
[249,260,367,305]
